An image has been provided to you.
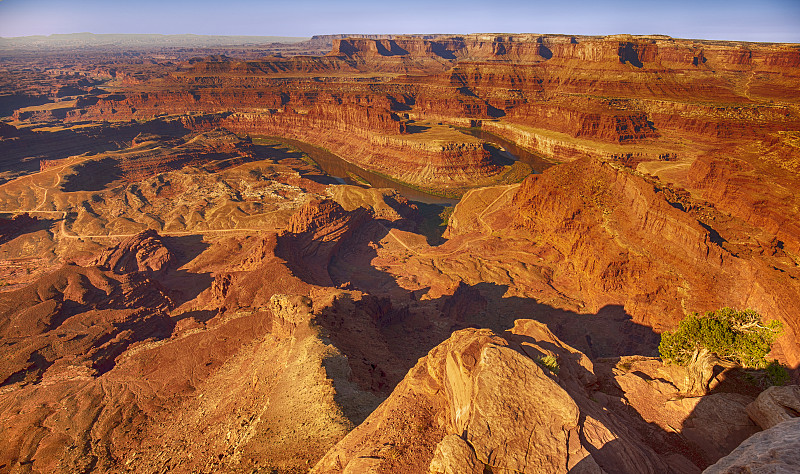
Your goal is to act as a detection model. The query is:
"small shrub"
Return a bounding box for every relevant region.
[764,360,790,386]
[438,206,454,228]
[742,360,791,389]
[536,355,560,375]
[616,360,633,372]
[384,445,402,461]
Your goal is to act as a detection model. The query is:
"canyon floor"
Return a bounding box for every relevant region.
[1,33,799,473]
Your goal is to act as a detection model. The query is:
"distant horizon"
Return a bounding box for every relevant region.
[2,31,800,45]
[1,0,799,43]
[2,32,310,38]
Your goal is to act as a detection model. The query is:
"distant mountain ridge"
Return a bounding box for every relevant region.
[0,32,310,50]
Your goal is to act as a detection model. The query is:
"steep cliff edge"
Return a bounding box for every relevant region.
[439,158,800,368]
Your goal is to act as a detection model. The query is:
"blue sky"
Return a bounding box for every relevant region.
[0,0,798,42]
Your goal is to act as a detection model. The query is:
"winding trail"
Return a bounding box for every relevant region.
[476,185,517,231]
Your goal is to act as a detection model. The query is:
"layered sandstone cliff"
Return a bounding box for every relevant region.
[438,157,800,368]
[24,33,794,200]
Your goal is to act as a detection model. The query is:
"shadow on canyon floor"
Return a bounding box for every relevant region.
[0,94,51,117]
[404,124,431,134]
[280,216,663,398]
[413,201,450,246]
[60,156,124,192]
[249,141,342,186]
[160,234,213,309]
[338,220,659,355]
[0,119,190,183]
[0,214,58,244]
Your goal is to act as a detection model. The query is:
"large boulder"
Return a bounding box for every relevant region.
[745,385,800,429]
[703,417,800,473]
[313,323,677,473]
[747,385,800,430]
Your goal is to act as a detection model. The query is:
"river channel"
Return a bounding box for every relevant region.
[267,130,554,205]
[458,128,555,174]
